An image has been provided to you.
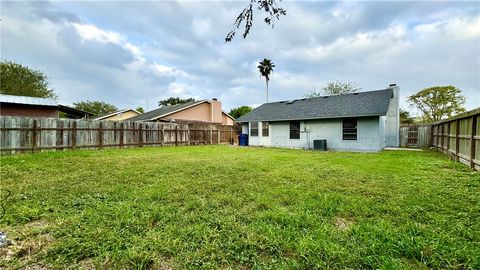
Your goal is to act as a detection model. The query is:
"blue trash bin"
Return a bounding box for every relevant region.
[238,134,249,146]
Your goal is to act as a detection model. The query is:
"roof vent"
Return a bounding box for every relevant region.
[389,83,397,87]
[323,96,329,98]
[286,100,296,104]
[353,93,359,95]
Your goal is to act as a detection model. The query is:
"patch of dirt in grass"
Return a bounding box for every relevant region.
[149,261,173,270]
[0,220,55,265]
[24,220,51,230]
[23,264,51,270]
[334,217,355,231]
[2,233,54,260]
[67,259,96,270]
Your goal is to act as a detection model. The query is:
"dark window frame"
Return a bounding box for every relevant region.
[250,122,259,137]
[342,118,358,140]
[262,122,269,137]
[290,121,300,139]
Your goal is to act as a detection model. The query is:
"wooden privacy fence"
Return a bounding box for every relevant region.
[432,108,480,170]
[399,124,432,148]
[0,116,240,154]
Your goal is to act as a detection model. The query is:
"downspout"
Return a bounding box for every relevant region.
[302,120,311,149]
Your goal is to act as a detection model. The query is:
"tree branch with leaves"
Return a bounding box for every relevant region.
[73,101,118,118]
[0,60,57,99]
[305,81,362,98]
[158,97,195,107]
[408,86,466,122]
[226,0,286,42]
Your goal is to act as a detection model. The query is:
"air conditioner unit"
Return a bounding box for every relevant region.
[313,140,327,151]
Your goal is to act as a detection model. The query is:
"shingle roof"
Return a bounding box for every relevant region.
[236,89,394,122]
[128,100,206,122]
[94,109,140,120]
[0,94,58,107]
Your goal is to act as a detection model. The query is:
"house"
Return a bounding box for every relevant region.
[0,94,93,119]
[128,98,235,125]
[94,109,140,121]
[236,84,400,151]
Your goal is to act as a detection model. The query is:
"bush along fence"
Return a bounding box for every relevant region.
[0,116,241,155]
[432,108,480,171]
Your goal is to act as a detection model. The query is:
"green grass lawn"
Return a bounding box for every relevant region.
[0,146,479,269]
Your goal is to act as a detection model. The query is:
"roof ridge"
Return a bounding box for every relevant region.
[273,88,391,104]
[128,99,209,122]
[237,88,394,122]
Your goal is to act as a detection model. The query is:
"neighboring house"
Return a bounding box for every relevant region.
[94,109,140,121]
[128,98,235,125]
[0,94,93,119]
[236,84,400,151]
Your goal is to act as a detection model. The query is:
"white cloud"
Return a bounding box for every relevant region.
[73,23,122,44]
[1,0,478,113]
[168,82,186,95]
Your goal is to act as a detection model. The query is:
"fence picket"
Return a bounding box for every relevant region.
[0,116,240,154]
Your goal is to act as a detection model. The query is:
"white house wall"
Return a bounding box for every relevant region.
[379,116,386,149]
[247,117,383,151]
[384,86,400,147]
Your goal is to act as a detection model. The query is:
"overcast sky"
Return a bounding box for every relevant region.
[2,1,479,115]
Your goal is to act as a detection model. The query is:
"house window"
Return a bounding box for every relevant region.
[250,122,259,137]
[290,121,300,139]
[262,122,269,137]
[342,119,357,140]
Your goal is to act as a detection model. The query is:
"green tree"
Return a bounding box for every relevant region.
[0,60,57,99]
[73,101,118,117]
[400,109,415,124]
[408,86,466,122]
[257,58,275,102]
[136,107,145,113]
[158,97,195,107]
[305,81,361,98]
[229,106,253,119]
[226,0,286,42]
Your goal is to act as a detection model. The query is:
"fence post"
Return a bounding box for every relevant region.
[120,122,124,148]
[187,125,190,146]
[217,128,221,144]
[32,119,37,152]
[437,124,440,150]
[455,119,460,162]
[156,122,162,145]
[72,121,77,150]
[59,121,65,150]
[440,124,444,152]
[98,121,103,149]
[161,125,165,146]
[210,128,213,144]
[446,122,450,157]
[175,125,178,146]
[138,123,143,147]
[230,126,233,144]
[470,115,477,169]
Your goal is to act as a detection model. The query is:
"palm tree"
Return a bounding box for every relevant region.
[257,58,275,102]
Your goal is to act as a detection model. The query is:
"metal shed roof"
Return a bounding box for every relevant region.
[0,94,58,107]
